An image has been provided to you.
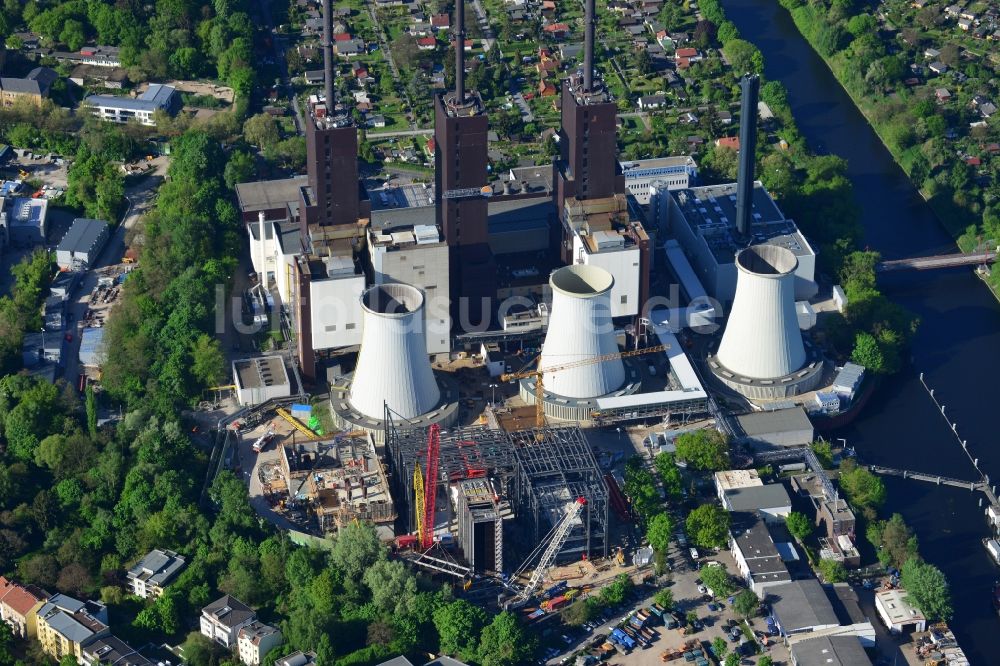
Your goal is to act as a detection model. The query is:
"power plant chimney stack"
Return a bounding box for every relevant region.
[455,0,466,103]
[736,73,760,237]
[583,0,596,91]
[322,0,335,112]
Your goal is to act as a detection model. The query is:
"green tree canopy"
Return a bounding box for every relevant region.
[838,460,887,515]
[901,558,952,622]
[647,512,673,553]
[433,599,487,661]
[734,589,759,617]
[818,558,847,583]
[686,505,731,549]
[674,430,730,471]
[700,564,736,597]
[867,513,919,570]
[785,512,813,542]
[478,611,537,666]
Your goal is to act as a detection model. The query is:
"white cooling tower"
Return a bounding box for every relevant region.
[538,265,626,398]
[349,283,440,420]
[717,245,806,379]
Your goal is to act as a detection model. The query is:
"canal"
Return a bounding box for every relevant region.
[720,0,1000,660]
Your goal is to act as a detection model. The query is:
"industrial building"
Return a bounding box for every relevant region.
[56,218,110,270]
[620,156,698,204]
[874,588,926,634]
[279,433,396,535]
[728,513,793,595]
[7,197,47,246]
[330,284,459,440]
[735,407,815,448]
[789,636,872,666]
[709,245,825,400]
[232,356,292,406]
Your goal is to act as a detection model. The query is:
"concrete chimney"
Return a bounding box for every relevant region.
[455,0,466,103]
[322,0,335,112]
[583,0,596,91]
[736,74,759,236]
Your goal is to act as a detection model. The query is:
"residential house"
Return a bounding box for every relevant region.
[543,23,570,39]
[960,8,977,20]
[368,114,386,128]
[200,595,257,648]
[538,80,557,96]
[715,136,740,150]
[767,580,840,638]
[84,83,180,126]
[69,64,129,89]
[935,87,952,101]
[929,61,948,74]
[675,47,701,61]
[417,36,437,50]
[0,67,59,107]
[0,577,47,638]
[638,94,667,110]
[717,110,732,124]
[237,621,283,666]
[430,13,450,29]
[923,47,941,59]
[450,39,474,51]
[126,549,186,600]
[353,65,372,82]
[335,39,365,57]
[541,0,557,16]
[874,589,926,634]
[304,70,324,85]
[958,17,973,30]
[944,4,961,17]
[82,635,154,665]
[729,514,793,594]
[35,594,110,664]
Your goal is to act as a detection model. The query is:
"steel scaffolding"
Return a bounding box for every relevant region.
[510,427,610,560]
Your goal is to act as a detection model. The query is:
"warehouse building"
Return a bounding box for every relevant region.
[736,407,814,449]
[233,356,292,406]
[56,218,110,270]
[7,197,47,246]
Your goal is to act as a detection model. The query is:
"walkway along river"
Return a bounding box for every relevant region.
[720,0,1000,660]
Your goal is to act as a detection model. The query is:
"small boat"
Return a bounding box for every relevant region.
[984,538,1000,566]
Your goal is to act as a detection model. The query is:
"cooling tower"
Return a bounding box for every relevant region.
[349,284,440,420]
[716,245,806,379]
[539,265,626,398]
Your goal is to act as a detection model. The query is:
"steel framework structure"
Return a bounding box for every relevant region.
[509,427,609,560]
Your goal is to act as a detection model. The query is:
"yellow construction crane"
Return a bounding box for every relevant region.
[500,344,670,429]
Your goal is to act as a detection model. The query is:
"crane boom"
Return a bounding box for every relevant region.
[507,497,587,608]
[420,424,441,549]
[499,344,671,429]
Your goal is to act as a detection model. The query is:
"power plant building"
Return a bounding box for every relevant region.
[620,156,699,204]
[665,181,817,306]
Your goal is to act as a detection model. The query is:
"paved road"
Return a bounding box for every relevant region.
[368,127,435,138]
[256,0,305,135]
[61,165,165,384]
[469,0,497,52]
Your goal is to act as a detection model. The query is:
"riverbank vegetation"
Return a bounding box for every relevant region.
[774,0,1000,292]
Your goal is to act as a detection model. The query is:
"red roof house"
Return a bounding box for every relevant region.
[715,136,740,150]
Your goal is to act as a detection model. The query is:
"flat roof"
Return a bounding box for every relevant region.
[236,176,307,214]
[234,356,289,390]
[875,588,925,624]
[488,197,555,233]
[85,84,176,112]
[664,240,708,302]
[715,469,763,492]
[769,579,840,632]
[619,155,698,175]
[505,165,554,193]
[9,197,47,226]
[790,636,871,666]
[370,204,435,231]
[672,182,814,264]
[724,483,792,512]
[58,218,108,254]
[367,183,435,210]
[737,407,813,436]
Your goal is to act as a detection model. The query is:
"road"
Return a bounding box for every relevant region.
[61,164,165,384]
[368,127,435,138]
[469,0,497,52]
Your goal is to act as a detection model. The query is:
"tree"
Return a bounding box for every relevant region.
[433,599,487,660]
[785,512,812,542]
[725,653,741,666]
[243,113,281,150]
[818,558,847,583]
[699,564,735,597]
[724,39,763,75]
[852,331,885,373]
[687,505,730,549]
[478,611,537,666]
[868,513,919,569]
[654,452,684,498]
[636,49,652,75]
[838,460,886,514]
[647,512,673,553]
[330,520,384,580]
[224,150,255,188]
[190,334,226,387]
[901,558,952,621]
[675,430,730,471]
[734,589,759,617]
[562,598,598,626]
[599,574,634,606]
[85,384,98,438]
[816,24,847,56]
[654,588,674,609]
[181,631,226,666]
[712,637,728,660]
[362,559,419,617]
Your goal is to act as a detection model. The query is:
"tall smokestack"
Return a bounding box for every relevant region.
[583,0,595,91]
[736,73,759,236]
[322,0,335,113]
[455,0,466,103]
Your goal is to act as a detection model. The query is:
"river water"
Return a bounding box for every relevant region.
[720,0,1000,660]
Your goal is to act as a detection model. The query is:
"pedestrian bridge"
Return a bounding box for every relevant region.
[877,251,996,272]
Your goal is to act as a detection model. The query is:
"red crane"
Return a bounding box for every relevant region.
[420,424,441,549]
